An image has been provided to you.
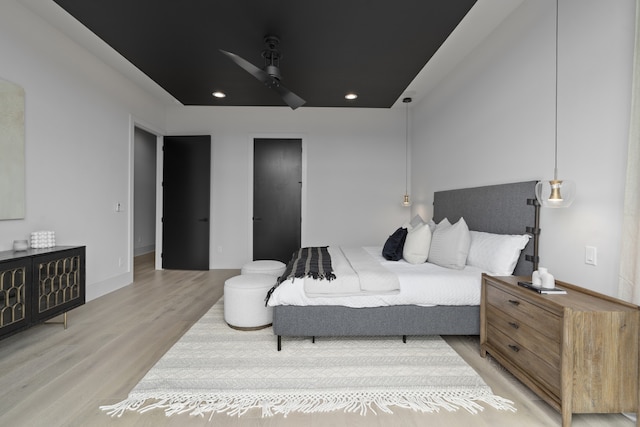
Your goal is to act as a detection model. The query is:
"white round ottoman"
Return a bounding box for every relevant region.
[241,260,286,277]
[224,274,275,330]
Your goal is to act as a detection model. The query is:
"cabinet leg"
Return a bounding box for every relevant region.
[561,407,572,427]
[44,312,68,329]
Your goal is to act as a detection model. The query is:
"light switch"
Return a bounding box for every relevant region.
[585,246,597,266]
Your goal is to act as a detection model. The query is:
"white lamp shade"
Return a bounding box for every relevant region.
[535,179,576,208]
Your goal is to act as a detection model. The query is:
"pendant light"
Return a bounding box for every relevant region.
[535,0,576,208]
[402,97,412,207]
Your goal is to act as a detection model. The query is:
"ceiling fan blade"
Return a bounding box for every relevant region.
[220,49,272,85]
[220,49,306,110]
[271,84,306,110]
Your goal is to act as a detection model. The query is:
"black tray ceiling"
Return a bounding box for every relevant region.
[53,0,477,108]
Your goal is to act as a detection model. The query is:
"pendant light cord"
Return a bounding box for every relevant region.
[554,0,559,180]
[405,99,409,194]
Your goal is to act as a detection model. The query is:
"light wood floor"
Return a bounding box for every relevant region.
[0,253,634,427]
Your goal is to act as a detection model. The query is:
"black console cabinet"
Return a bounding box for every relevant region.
[0,246,85,340]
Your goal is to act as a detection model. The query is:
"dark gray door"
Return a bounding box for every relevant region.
[162,135,211,270]
[253,138,302,263]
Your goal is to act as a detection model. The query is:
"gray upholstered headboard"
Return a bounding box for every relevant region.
[433,181,539,276]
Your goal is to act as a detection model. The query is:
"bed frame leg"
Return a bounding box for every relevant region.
[312,336,315,344]
[402,335,407,343]
[277,335,281,351]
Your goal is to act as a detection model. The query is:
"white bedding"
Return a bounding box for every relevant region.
[267,246,485,308]
[302,246,400,296]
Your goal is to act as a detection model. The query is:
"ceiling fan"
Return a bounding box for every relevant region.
[220,36,306,110]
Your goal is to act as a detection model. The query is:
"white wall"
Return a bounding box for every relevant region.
[411,0,635,297]
[165,106,412,268]
[0,0,166,300]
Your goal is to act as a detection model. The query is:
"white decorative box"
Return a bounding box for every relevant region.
[30,230,56,248]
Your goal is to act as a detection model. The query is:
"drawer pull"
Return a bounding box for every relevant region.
[508,344,520,352]
[508,322,520,329]
[508,299,520,306]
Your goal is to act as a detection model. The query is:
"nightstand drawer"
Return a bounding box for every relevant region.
[486,304,560,367]
[486,284,561,342]
[488,323,561,397]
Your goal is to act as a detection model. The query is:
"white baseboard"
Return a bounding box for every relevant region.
[85,271,133,302]
[134,244,155,257]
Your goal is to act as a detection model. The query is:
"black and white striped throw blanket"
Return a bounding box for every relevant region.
[265,246,335,304]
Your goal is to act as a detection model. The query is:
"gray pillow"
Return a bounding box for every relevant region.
[427,217,471,269]
[409,214,425,229]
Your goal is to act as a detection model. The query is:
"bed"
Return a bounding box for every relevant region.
[269,181,540,350]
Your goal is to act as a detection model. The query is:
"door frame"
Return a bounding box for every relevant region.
[129,115,165,271]
[247,133,307,261]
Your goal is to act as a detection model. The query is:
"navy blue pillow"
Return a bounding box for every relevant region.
[382,227,408,261]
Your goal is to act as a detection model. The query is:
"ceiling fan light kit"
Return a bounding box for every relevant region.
[220,35,306,109]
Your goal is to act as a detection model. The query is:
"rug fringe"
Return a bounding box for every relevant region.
[100,389,516,419]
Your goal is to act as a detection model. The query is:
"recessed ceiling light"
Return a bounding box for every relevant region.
[212,91,226,98]
[345,93,358,100]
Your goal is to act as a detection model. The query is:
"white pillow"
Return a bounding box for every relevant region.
[403,222,432,264]
[427,217,470,269]
[467,231,531,275]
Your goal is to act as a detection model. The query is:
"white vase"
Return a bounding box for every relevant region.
[541,270,555,289]
[13,239,28,251]
[532,270,542,287]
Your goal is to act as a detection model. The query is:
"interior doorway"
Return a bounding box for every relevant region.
[133,127,157,271]
[253,138,302,263]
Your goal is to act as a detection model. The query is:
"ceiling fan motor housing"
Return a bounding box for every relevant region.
[264,65,281,83]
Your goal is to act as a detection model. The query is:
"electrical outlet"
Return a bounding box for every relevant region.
[585,246,597,266]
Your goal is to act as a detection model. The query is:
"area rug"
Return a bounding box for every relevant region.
[100,299,515,419]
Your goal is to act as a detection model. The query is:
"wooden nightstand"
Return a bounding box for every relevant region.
[480,274,640,427]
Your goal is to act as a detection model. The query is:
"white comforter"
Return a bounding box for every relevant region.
[267,246,485,308]
[302,246,400,296]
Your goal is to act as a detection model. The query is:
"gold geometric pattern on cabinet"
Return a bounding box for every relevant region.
[0,246,85,341]
[37,255,81,313]
[0,266,26,327]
